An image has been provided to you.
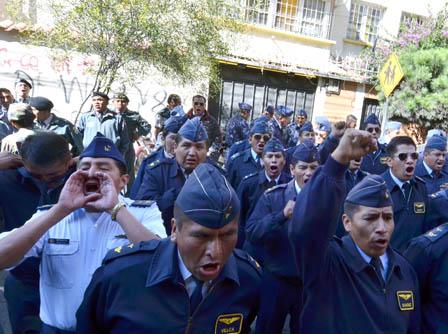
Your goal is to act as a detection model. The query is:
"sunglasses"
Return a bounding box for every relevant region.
[253,134,271,142]
[395,152,419,161]
[366,127,381,133]
[194,102,204,106]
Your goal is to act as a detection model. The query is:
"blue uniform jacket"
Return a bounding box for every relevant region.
[135,159,186,233]
[76,238,262,334]
[247,180,299,279]
[288,157,421,333]
[426,190,448,228]
[317,134,339,164]
[225,114,249,147]
[130,148,169,199]
[225,140,250,170]
[226,149,262,189]
[360,142,388,175]
[414,159,448,194]
[382,170,430,251]
[404,223,448,334]
[269,120,290,148]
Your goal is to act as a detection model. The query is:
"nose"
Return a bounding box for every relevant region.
[87,166,97,177]
[375,217,387,234]
[205,238,222,259]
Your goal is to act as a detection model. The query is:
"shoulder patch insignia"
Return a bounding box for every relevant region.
[423,223,448,243]
[215,313,243,334]
[103,239,161,264]
[396,291,414,311]
[37,204,54,211]
[131,200,155,207]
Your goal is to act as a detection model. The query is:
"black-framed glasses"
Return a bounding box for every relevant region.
[194,102,204,106]
[253,134,271,142]
[366,127,381,133]
[395,152,419,161]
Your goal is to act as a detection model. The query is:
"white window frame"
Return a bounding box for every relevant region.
[347,1,384,44]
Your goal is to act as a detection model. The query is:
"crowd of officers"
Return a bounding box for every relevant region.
[0,77,447,333]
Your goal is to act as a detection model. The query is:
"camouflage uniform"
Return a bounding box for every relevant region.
[225,113,250,147]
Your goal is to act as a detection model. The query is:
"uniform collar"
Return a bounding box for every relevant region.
[294,180,301,195]
[146,239,240,287]
[341,236,402,279]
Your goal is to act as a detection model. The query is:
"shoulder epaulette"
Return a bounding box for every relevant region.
[422,223,448,243]
[234,139,245,146]
[430,190,447,200]
[37,204,54,211]
[414,175,426,183]
[242,172,258,181]
[103,239,160,264]
[266,183,287,193]
[130,200,155,207]
[233,249,262,275]
[230,151,245,161]
[147,159,163,169]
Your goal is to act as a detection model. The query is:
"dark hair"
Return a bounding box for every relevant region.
[167,94,181,105]
[11,114,36,129]
[173,204,191,231]
[343,202,361,220]
[114,160,127,175]
[20,132,71,167]
[192,95,206,103]
[386,136,416,156]
[346,114,357,121]
[0,88,12,95]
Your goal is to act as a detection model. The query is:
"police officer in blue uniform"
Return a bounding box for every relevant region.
[269,106,293,147]
[226,121,271,189]
[76,163,262,333]
[0,133,74,334]
[130,115,187,198]
[30,96,84,156]
[360,114,388,174]
[236,138,290,248]
[225,102,251,148]
[284,122,315,175]
[382,136,432,251]
[404,223,448,333]
[289,129,421,333]
[286,109,307,148]
[414,135,448,194]
[247,140,319,334]
[135,117,208,234]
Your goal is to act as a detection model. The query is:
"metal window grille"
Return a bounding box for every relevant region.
[347,1,384,44]
[236,0,331,39]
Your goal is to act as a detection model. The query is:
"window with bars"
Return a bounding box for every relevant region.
[346,1,384,44]
[238,0,332,39]
[400,12,425,31]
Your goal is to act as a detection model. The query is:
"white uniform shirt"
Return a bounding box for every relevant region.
[2,196,165,331]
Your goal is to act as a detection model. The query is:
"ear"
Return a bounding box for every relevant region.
[342,213,352,233]
[119,174,130,189]
[385,157,393,168]
[170,218,177,243]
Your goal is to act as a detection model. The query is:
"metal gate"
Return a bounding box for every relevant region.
[209,64,318,127]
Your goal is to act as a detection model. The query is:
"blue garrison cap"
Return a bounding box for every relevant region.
[297,109,307,118]
[291,139,318,164]
[164,115,187,134]
[29,97,54,111]
[170,105,185,117]
[276,106,293,117]
[318,120,331,133]
[175,163,240,228]
[364,113,380,126]
[254,115,270,124]
[299,121,314,135]
[80,132,126,166]
[250,120,270,135]
[263,138,285,156]
[265,105,275,114]
[426,135,447,151]
[345,174,392,208]
[178,117,208,142]
[238,102,252,111]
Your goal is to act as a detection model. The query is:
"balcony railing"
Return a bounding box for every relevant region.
[234,0,333,40]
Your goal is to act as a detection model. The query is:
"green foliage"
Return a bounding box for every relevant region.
[13,0,242,93]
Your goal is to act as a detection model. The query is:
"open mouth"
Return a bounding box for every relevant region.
[84,178,100,194]
[405,166,414,174]
[199,263,220,278]
[268,165,279,174]
[372,239,388,249]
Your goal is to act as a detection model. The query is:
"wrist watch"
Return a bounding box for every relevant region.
[111,202,126,221]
